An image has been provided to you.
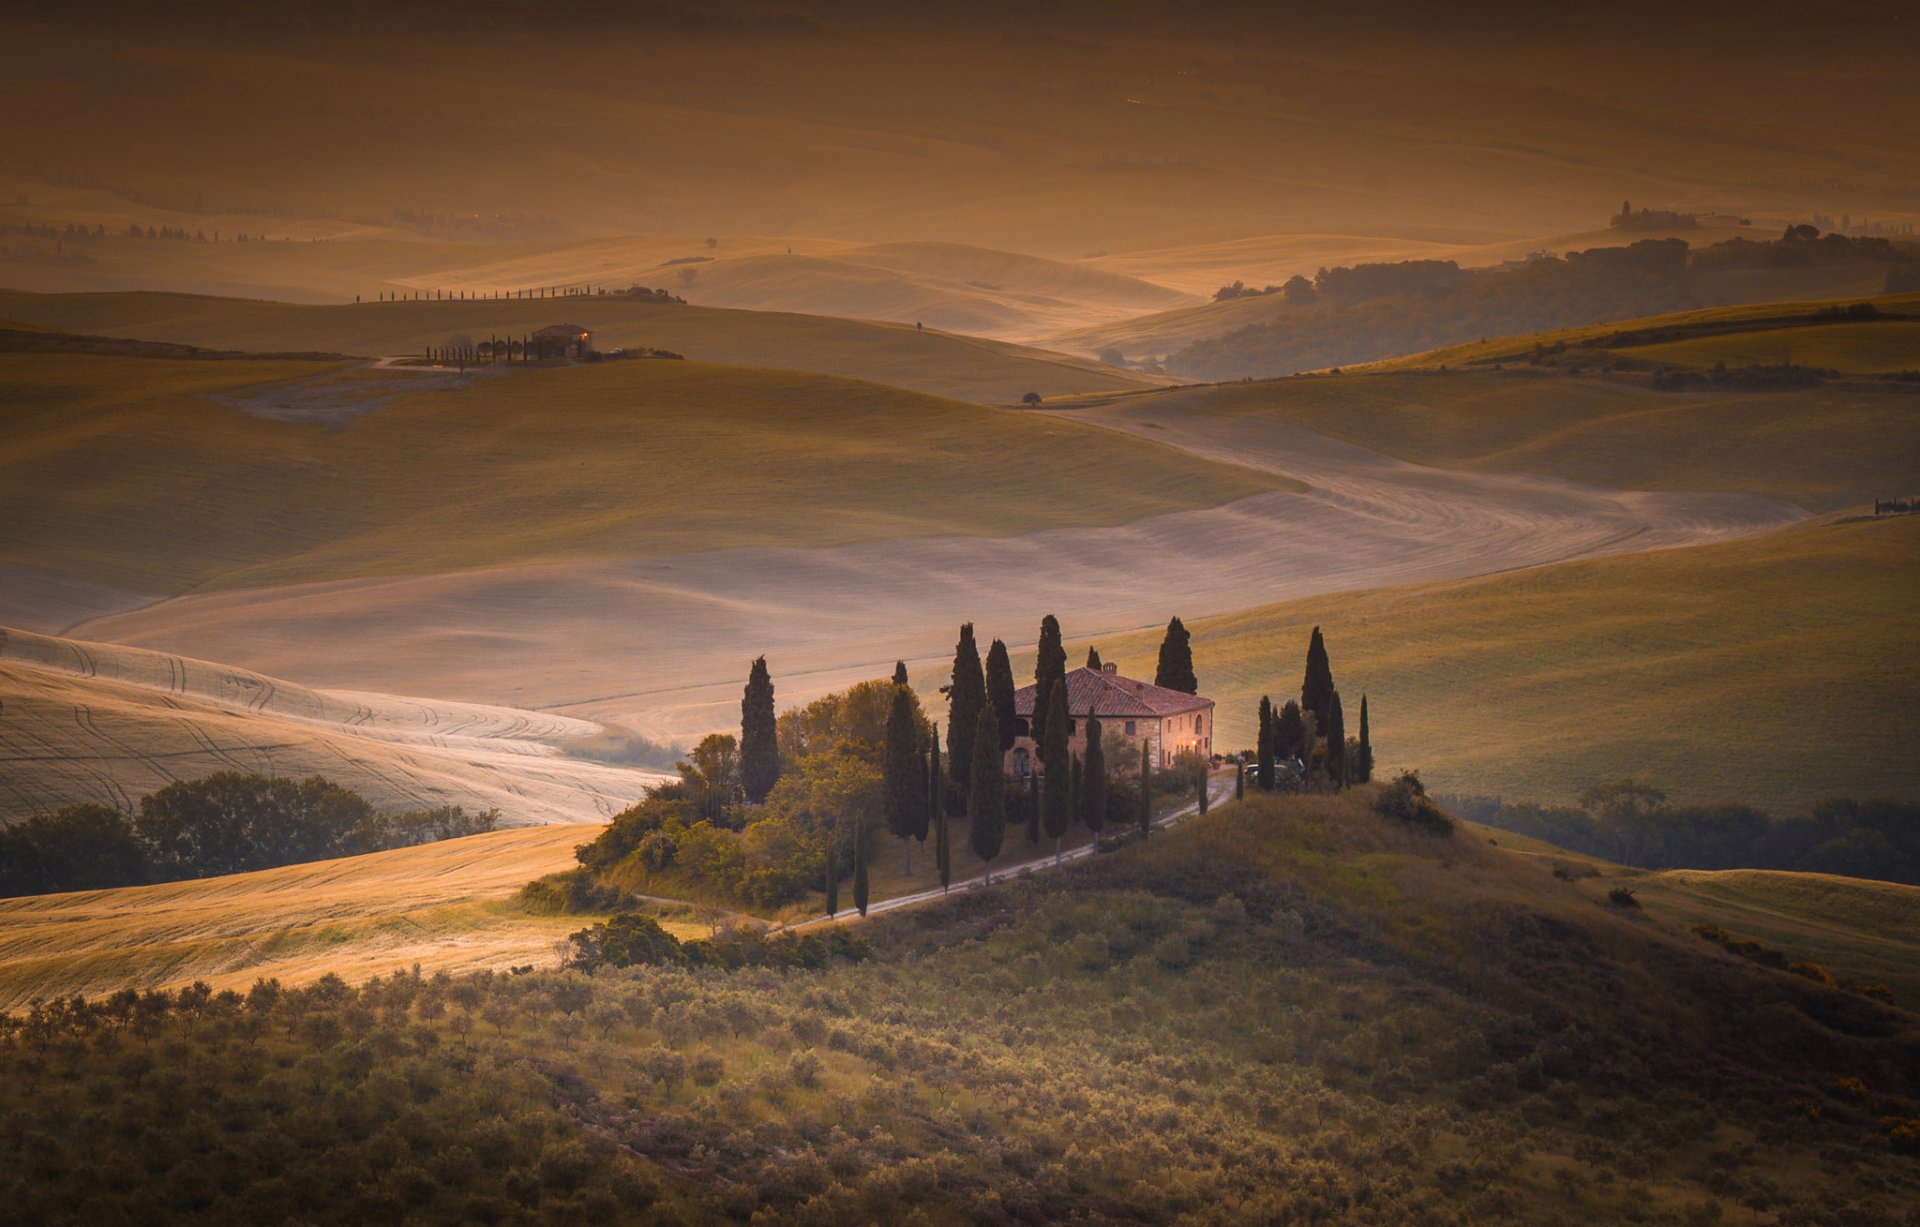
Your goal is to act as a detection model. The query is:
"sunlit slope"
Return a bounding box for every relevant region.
[1099,515,1920,813]
[1619,320,1920,373]
[0,352,1280,595]
[673,242,1196,341]
[1090,369,1916,512]
[0,625,660,825]
[0,290,1153,404]
[1637,870,1920,1003]
[0,825,613,1010]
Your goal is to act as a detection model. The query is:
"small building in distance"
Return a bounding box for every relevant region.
[530,323,593,359]
[1008,663,1213,778]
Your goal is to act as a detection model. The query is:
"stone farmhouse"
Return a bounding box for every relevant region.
[1008,663,1214,778]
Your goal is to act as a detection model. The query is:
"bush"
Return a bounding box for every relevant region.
[1607,887,1640,909]
[1375,772,1455,836]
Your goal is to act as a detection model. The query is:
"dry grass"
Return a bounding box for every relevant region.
[0,825,657,1009]
[1618,319,1920,373]
[0,351,1285,593]
[1097,515,1920,813]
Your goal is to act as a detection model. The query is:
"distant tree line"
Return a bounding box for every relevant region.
[1609,201,1699,231]
[0,773,498,898]
[1447,783,1920,885]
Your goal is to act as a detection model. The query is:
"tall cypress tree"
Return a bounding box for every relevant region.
[1356,694,1373,784]
[1276,700,1306,765]
[1081,715,1107,845]
[933,749,951,893]
[968,703,1005,883]
[1138,742,1152,835]
[1086,646,1102,670]
[1197,765,1209,814]
[1062,756,1081,866]
[1042,684,1072,862]
[1155,616,1197,694]
[853,810,870,916]
[892,660,909,686]
[1302,626,1336,734]
[1326,689,1347,791]
[741,656,780,804]
[928,725,942,820]
[947,624,985,801]
[824,845,838,918]
[883,684,926,874]
[1256,695,1276,790]
[1027,771,1041,844]
[1033,615,1067,758]
[1235,760,1245,801]
[985,638,1017,753]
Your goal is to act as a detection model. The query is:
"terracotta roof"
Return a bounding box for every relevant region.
[531,323,591,339]
[1013,667,1211,720]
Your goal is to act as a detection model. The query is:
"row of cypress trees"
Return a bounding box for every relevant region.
[1252,626,1373,793]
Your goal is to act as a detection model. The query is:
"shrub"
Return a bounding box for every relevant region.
[1607,887,1640,909]
[1375,772,1455,836]
[1787,962,1835,986]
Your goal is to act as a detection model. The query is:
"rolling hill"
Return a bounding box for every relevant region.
[0,289,1155,404]
[1091,513,1920,813]
[0,625,664,826]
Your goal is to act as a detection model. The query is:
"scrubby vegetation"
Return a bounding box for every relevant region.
[1450,784,1920,885]
[0,772,496,898]
[4,790,1915,1225]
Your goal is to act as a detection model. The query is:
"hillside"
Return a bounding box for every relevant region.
[1092,514,1920,813]
[0,824,607,1010]
[1066,362,1918,513]
[0,625,663,825]
[2,788,1913,1223]
[0,350,1278,600]
[0,289,1155,405]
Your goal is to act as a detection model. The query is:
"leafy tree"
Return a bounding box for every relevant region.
[985,638,1017,752]
[1021,391,1042,405]
[134,773,373,878]
[1086,646,1102,670]
[1579,779,1668,867]
[883,684,927,874]
[1326,690,1347,791]
[0,804,146,896]
[1356,694,1373,784]
[1081,715,1108,844]
[1256,695,1275,790]
[677,733,742,825]
[1155,616,1197,694]
[1042,684,1072,862]
[947,624,985,802]
[1033,615,1067,760]
[1302,627,1335,734]
[968,703,1005,882]
[741,657,780,803]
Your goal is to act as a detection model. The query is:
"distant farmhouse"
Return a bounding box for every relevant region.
[530,323,593,359]
[1008,663,1214,777]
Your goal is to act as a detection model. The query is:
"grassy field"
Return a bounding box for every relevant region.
[1096,514,1920,813]
[0,289,1155,405]
[1619,319,1920,373]
[1111,368,1917,511]
[0,352,1287,594]
[1634,869,1920,1003]
[0,825,636,1010]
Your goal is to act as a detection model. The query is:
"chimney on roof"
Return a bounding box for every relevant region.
[1102,662,1117,674]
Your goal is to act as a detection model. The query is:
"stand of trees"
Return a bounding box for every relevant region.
[0,774,498,898]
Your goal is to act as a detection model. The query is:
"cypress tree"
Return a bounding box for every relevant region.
[1061,756,1081,866]
[1326,689,1347,791]
[1276,700,1306,766]
[985,638,1017,752]
[853,810,869,916]
[1138,741,1152,835]
[824,846,838,918]
[947,624,985,802]
[892,660,909,686]
[740,656,780,803]
[1081,715,1107,845]
[1027,770,1041,844]
[1256,695,1275,791]
[883,684,926,875]
[1033,615,1067,759]
[968,703,1005,883]
[1357,694,1373,784]
[1154,616,1197,694]
[1197,765,1209,814]
[933,749,951,893]
[1086,646,1102,670]
[1302,626,1335,734]
[1235,760,1245,800]
[1042,684,1072,862]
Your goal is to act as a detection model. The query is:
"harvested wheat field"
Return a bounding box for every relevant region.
[0,826,630,1009]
